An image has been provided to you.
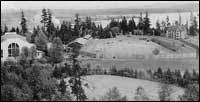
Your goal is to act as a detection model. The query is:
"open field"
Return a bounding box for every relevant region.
[81,35,197,59]
[78,35,198,72]
[79,58,199,72]
[62,75,184,101]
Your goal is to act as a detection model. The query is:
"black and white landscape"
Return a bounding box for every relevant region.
[1,1,199,101]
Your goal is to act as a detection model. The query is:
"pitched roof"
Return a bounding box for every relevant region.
[1,32,27,43]
[166,25,187,32]
[74,38,88,45]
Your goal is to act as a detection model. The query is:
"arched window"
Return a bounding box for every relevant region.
[8,43,19,57]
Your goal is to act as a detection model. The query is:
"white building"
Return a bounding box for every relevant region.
[165,25,188,40]
[1,32,42,61]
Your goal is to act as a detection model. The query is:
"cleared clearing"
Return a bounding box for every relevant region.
[81,35,196,59]
[79,36,198,72]
[82,36,174,59]
[63,75,184,101]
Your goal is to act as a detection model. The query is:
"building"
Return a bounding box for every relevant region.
[1,32,42,61]
[165,25,188,40]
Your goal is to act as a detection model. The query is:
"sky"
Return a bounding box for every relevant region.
[1,1,199,10]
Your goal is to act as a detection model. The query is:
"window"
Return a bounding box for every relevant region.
[8,43,19,57]
[1,50,3,58]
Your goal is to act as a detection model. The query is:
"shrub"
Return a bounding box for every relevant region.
[100,87,128,101]
[134,86,149,101]
[152,48,160,55]
[158,83,173,101]
[179,84,199,101]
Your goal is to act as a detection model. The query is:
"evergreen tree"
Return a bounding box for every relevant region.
[85,16,92,29]
[16,27,20,34]
[68,23,87,101]
[159,83,173,101]
[46,9,55,40]
[134,86,149,101]
[74,13,81,37]
[20,10,28,36]
[183,69,192,81]
[155,19,161,36]
[143,11,151,35]
[59,78,67,95]
[10,27,16,32]
[4,24,8,34]
[137,16,143,30]
[128,17,136,34]
[34,30,48,52]
[166,16,171,27]
[48,37,64,66]
[121,16,128,35]
[179,84,199,101]
[41,8,48,30]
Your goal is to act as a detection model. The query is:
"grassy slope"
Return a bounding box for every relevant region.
[80,75,184,101]
[80,36,199,72]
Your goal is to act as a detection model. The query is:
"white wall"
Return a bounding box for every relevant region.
[1,38,34,61]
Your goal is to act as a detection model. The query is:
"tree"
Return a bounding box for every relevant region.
[48,37,64,66]
[16,27,20,34]
[134,86,149,101]
[166,16,170,27]
[74,13,81,37]
[191,69,199,83]
[183,69,192,81]
[155,19,161,36]
[46,9,56,40]
[68,28,87,101]
[1,84,22,101]
[143,11,151,35]
[85,16,92,29]
[154,67,163,79]
[59,78,67,95]
[101,87,127,101]
[121,16,128,35]
[20,10,28,36]
[159,83,173,101]
[137,13,144,30]
[10,27,16,32]
[179,84,199,101]
[41,8,48,29]
[18,47,31,66]
[1,26,2,36]
[128,17,136,34]
[34,30,48,52]
[4,24,8,34]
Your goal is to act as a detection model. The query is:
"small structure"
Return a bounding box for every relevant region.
[165,25,187,40]
[1,32,42,61]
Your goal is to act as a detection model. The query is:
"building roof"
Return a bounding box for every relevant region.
[166,25,187,32]
[83,34,92,40]
[74,38,88,45]
[1,32,27,43]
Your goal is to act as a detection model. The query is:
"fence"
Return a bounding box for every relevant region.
[154,53,197,59]
[79,51,96,58]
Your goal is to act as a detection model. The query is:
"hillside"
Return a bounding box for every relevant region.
[62,75,184,101]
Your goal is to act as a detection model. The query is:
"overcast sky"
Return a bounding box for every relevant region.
[1,1,199,10]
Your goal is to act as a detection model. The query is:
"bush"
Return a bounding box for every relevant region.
[152,48,160,55]
[100,87,128,101]
[179,84,199,101]
[158,83,173,101]
[134,86,149,101]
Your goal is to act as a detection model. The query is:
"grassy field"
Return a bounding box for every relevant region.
[62,75,184,101]
[82,35,196,59]
[79,58,199,72]
[79,35,198,72]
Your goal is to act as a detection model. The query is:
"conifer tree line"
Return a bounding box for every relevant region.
[1,9,198,41]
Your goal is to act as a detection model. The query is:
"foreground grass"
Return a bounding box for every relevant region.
[62,75,184,101]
